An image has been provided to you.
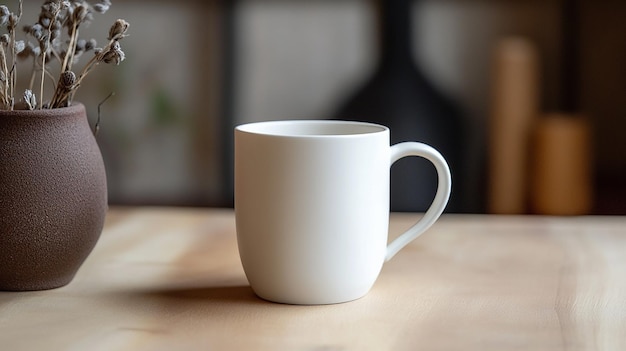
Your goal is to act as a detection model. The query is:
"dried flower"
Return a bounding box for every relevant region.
[40,2,59,19]
[38,16,50,28]
[13,40,25,54]
[26,23,44,41]
[71,5,88,25]
[49,70,76,107]
[85,38,96,51]
[76,38,86,52]
[17,41,40,60]
[0,6,9,27]
[102,40,124,64]
[60,70,76,88]
[93,0,111,14]
[7,14,18,31]
[23,89,36,110]
[0,0,129,110]
[108,19,128,41]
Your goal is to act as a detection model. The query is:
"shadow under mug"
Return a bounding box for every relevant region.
[235,120,451,305]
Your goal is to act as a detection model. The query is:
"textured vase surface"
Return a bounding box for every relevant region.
[0,103,107,291]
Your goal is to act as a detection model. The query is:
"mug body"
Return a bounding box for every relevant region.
[235,120,390,304]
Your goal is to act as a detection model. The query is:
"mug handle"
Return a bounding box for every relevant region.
[385,142,452,261]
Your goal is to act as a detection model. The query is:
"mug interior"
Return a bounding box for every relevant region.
[236,120,387,137]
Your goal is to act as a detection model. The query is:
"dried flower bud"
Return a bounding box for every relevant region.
[92,4,106,14]
[85,38,97,51]
[76,39,86,52]
[14,40,25,54]
[108,19,129,41]
[23,89,37,110]
[93,0,111,14]
[17,41,40,60]
[28,24,44,41]
[0,6,9,27]
[102,41,125,65]
[7,14,18,31]
[40,3,59,20]
[38,16,51,28]
[0,34,9,45]
[60,70,76,89]
[17,44,31,60]
[72,5,88,25]
[29,42,41,57]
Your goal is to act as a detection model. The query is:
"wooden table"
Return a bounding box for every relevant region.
[1,207,625,350]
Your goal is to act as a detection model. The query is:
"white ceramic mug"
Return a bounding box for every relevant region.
[235,120,451,305]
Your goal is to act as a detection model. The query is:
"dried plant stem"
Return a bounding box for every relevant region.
[39,58,46,107]
[75,54,99,86]
[45,68,56,85]
[28,59,37,91]
[28,59,56,108]
[63,38,117,104]
[8,36,14,108]
[8,40,15,108]
[94,91,114,136]
[0,46,10,108]
[0,0,21,110]
[61,23,78,73]
[52,20,79,108]
[39,4,62,109]
[28,59,58,92]
[8,1,22,109]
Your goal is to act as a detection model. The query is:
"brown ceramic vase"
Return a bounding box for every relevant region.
[0,103,107,291]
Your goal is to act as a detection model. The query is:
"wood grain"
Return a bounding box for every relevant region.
[1,208,624,350]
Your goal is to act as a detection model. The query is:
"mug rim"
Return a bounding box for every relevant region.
[235,120,389,138]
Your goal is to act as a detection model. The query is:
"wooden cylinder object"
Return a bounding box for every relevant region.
[530,114,592,215]
[488,37,539,214]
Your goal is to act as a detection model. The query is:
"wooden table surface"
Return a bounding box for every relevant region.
[1,207,625,350]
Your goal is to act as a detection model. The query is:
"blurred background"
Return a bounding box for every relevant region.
[11,0,626,214]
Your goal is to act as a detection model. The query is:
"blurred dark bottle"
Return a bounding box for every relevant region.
[333,0,467,212]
